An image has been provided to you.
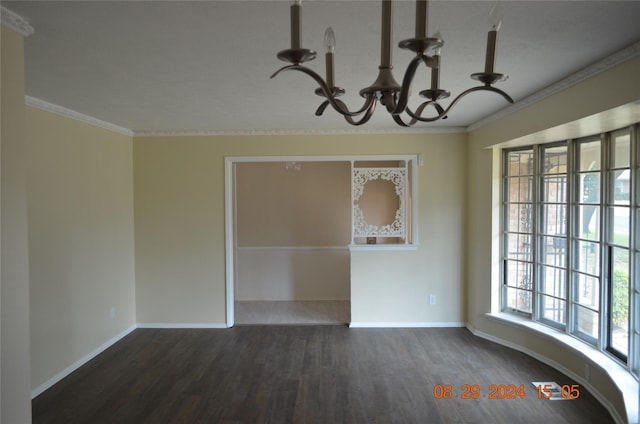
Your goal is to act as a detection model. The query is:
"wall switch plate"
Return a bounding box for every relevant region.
[429,294,436,305]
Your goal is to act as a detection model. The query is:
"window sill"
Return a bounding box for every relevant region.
[348,244,418,252]
[484,312,638,424]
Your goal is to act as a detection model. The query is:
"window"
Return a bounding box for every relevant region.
[503,149,534,314]
[572,137,601,344]
[501,124,639,376]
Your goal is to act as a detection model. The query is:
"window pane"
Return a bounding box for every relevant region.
[633,208,640,245]
[506,176,533,203]
[578,140,601,171]
[507,203,532,233]
[637,167,640,206]
[611,247,629,356]
[574,305,599,341]
[539,265,566,297]
[609,206,630,247]
[637,209,640,242]
[579,172,600,203]
[504,148,534,317]
[632,308,639,375]
[541,204,566,235]
[507,151,533,176]
[543,146,567,174]
[574,273,599,310]
[609,170,630,204]
[505,260,532,290]
[505,287,532,313]
[540,295,566,325]
[543,175,567,203]
[505,233,532,261]
[611,132,630,169]
[577,205,600,241]
[540,236,566,267]
[629,288,640,376]
[576,240,599,275]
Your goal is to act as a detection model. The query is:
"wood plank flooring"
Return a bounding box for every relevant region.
[32,326,614,424]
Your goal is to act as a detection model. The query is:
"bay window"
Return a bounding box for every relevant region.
[501,124,638,376]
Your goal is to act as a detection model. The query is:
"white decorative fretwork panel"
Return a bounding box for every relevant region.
[352,167,406,240]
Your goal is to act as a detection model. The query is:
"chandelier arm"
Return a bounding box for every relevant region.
[270,64,299,79]
[393,101,431,127]
[404,85,514,122]
[271,64,377,117]
[337,98,377,126]
[315,100,330,116]
[392,116,409,127]
[482,85,514,104]
[392,54,436,115]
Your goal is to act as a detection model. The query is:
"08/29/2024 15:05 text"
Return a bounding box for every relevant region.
[432,383,581,400]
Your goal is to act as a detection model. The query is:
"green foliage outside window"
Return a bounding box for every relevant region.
[612,269,629,328]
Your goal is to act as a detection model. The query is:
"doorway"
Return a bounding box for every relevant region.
[225,158,352,326]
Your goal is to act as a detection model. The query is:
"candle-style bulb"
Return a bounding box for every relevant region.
[323,27,336,88]
[483,2,502,74]
[430,30,442,90]
[433,29,442,56]
[324,27,336,54]
[488,1,503,31]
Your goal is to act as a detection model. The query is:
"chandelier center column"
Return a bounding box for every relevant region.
[381,0,393,68]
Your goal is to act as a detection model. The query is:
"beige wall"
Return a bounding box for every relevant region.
[236,161,350,301]
[236,161,351,247]
[1,26,32,424]
[26,107,136,392]
[134,132,466,324]
[466,56,640,423]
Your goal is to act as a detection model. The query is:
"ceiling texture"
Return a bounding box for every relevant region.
[4,0,640,134]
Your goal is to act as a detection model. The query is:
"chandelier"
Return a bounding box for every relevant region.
[271,0,513,127]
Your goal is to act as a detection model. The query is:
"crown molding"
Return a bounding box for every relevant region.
[24,94,463,138]
[25,96,134,136]
[468,40,640,132]
[132,126,465,137]
[1,6,34,37]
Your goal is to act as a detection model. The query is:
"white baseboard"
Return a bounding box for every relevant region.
[349,322,465,328]
[136,322,228,329]
[31,325,137,398]
[466,323,629,424]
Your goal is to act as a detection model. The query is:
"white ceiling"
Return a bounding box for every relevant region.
[4,0,640,133]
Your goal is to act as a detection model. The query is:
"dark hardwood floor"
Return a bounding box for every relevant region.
[33,326,614,424]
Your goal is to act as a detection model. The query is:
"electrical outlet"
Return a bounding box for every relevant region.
[429,294,436,305]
